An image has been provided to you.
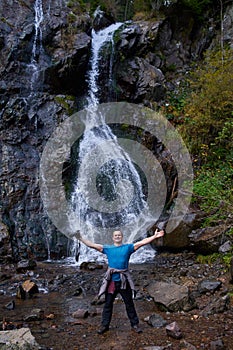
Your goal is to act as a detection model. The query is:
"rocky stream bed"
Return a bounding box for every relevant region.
[0,252,233,350]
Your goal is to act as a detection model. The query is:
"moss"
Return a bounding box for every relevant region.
[55,95,76,115]
[196,252,232,268]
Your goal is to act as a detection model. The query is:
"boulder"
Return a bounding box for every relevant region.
[189,224,230,254]
[0,327,41,349]
[147,281,195,312]
[154,211,204,251]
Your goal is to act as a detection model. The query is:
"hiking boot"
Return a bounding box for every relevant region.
[131,324,142,333]
[97,325,109,335]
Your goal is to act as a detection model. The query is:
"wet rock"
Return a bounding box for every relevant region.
[146,313,167,328]
[201,294,230,316]
[80,262,103,270]
[16,280,39,299]
[180,340,197,350]
[72,309,89,319]
[24,308,45,322]
[116,21,161,58]
[93,8,115,31]
[157,212,203,251]
[210,339,225,350]
[45,32,91,95]
[16,259,37,273]
[189,224,230,254]
[197,279,222,294]
[165,321,183,339]
[115,57,166,103]
[147,281,195,312]
[22,280,39,294]
[0,327,41,349]
[5,300,15,310]
[218,240,232,253]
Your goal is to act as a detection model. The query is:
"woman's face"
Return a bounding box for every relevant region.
[112,231,123,245]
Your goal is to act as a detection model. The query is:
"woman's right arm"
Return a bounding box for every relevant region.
[79,235,103,253]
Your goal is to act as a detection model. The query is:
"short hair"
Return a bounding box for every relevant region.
[112,230,123,236]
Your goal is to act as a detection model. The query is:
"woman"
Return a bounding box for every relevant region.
[79,229,165,334]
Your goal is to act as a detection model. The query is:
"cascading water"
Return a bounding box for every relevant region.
[26,0,44,118]
[70,22,157,264]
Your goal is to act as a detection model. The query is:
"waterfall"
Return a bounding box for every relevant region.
[87,22,123,106]
[32,0,44,59]
[26,0,44,118]
[69,23,156,264]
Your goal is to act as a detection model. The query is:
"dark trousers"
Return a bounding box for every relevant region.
[101,281,139,327]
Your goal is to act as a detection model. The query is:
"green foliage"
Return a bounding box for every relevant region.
[192,160,233,223]
[160,84,189,126]
[196,252,232,267]
[196,253,220,265]
[179,48,233,163]
[222,253,233,268]
[226,228,233,236]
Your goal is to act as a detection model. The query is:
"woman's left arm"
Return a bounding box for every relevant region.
[134,229,165,251]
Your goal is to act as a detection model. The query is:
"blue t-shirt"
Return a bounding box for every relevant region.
[103,244,135,281]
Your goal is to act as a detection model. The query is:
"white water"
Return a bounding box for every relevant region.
[87,22,123,106]
[27,0,44,111]
[70,23,156,265]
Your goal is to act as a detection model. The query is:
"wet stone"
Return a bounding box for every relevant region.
[72,308,89,319]
[5,300,15,310]
[210,339,226,350]
[197,279,222,294]
[165,321,183,339]
[16,259,37,272]
[24,308,45,321]
[180,340,197,350]
[146,313,167,328]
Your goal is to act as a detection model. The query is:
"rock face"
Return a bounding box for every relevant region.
[0,0,232,261]
[0,0,91,261]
